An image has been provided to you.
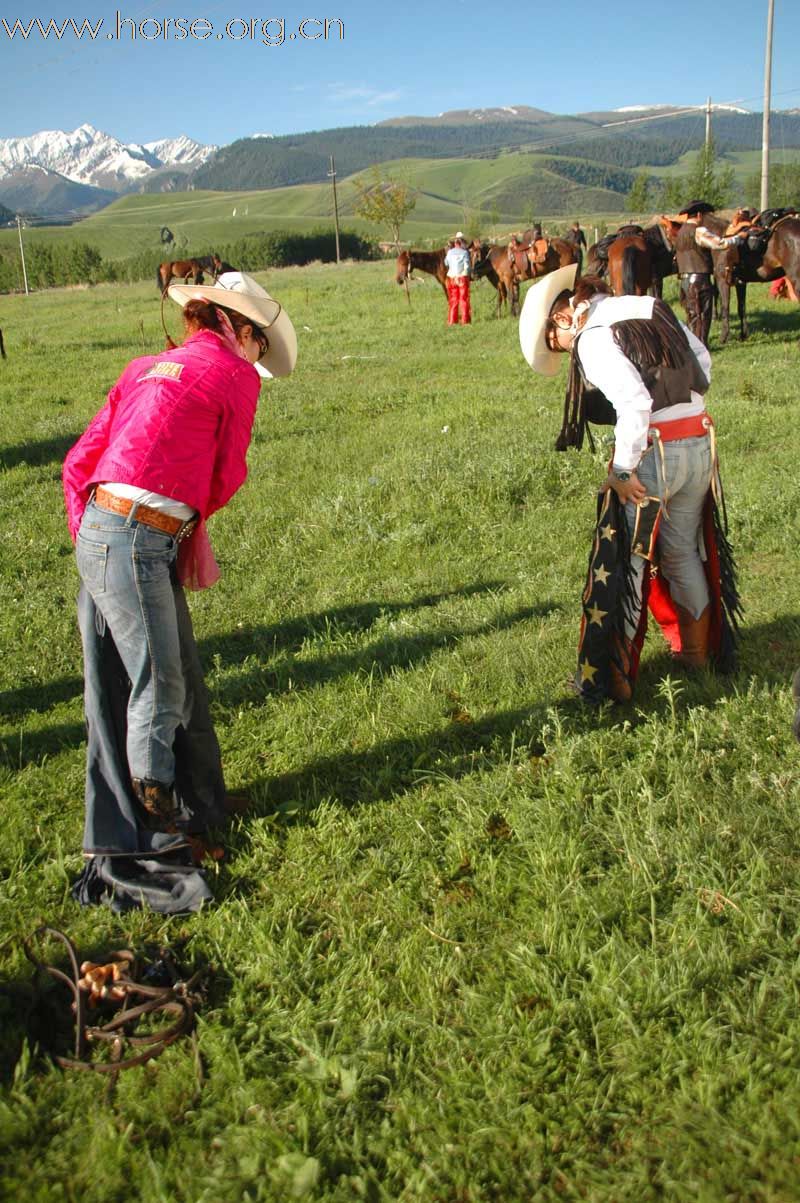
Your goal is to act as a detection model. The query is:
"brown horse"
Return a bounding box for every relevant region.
[714,213,800,343]
[469,242,518,316]
[607,234,651,296]
[590,223,675,297]
[395,248,447,296]
[508,236,578,281]
[660,212,800,343]
[157,254,221,293]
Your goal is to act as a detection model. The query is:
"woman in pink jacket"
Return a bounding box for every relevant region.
[62,272,296,912]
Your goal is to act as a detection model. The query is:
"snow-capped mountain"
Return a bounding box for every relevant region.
[0,124,217,192]
[613,103,751,115]
[143,134,214,169]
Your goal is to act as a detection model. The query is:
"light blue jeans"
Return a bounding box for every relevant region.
[625,434,713,636]
[76,499,185,785]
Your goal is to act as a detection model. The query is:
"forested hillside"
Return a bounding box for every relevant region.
[193,109,800,193]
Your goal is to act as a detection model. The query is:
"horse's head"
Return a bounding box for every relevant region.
[395,249,411,285]
[470,242,492,278]
[658,215,683,245]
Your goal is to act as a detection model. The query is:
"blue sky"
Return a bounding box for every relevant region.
[0,0,798,146]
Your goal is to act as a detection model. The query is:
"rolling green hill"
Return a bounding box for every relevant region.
[0,152,637,267]
[3,134,796,279]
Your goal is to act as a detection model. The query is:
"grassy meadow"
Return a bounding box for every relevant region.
[1,261,800,1201]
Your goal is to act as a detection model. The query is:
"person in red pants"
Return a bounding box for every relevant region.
[444,232,472,325]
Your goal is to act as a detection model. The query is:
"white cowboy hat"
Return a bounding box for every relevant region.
[454,231,465,239]
[168,270,297,379]
[518,263,578,376]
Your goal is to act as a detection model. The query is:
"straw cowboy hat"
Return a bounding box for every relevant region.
[518,263,577,376]
[169,271,297,379]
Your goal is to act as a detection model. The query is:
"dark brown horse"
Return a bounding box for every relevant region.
[395,248,447,296]
[157,254,221,293]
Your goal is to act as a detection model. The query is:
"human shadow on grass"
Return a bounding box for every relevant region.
[209,601,561,709]
[240,698,568,821]
[220,614,800,838]
[198,582,513,666]
[0,675,84,721]
[0,432,79,471]
[741,307,800,340]
[3,612,797,776]
[0,720,86,771]
[0,583,514,723]
[0,584,536,765]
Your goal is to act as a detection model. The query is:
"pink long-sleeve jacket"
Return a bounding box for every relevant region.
[63,329,261,542]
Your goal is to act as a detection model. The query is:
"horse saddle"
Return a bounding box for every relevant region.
[528,238,550,266]
[595,233,618,262]
[756,206,797,228]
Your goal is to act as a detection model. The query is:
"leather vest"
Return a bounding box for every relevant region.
[675,221,712,274]
[577,305,709,419]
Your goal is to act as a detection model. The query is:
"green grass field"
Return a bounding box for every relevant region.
[2,263,800,1201]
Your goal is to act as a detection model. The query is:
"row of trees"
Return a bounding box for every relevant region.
[627,138,800,215]
[626,140,735,214]
[0,229,381,294]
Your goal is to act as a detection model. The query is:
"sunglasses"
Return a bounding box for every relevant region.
[545,310,573,351]
[250,324,269,357]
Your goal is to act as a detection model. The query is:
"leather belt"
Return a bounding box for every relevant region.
[649,413,712,442]
[94,486,198,540]
[680,272,711,283]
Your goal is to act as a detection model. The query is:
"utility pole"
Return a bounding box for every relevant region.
[16,215,29,295]
[761,0,775,210]
[328,155,341,265]
[705,96,712,148]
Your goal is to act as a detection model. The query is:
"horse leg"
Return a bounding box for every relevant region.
[736,281,748,341]
[717,278,730,345]
[509,275,520,318]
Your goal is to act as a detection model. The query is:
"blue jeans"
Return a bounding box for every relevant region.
[624,434,713,636]
[76,499,185,785]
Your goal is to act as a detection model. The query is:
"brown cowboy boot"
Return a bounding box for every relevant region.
[131,778,181,831]
[673,604,711,669]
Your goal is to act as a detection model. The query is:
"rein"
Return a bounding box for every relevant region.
[24,927,204,1083]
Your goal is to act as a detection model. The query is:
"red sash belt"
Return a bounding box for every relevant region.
[649,413,712,442]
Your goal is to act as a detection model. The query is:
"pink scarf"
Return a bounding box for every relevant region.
[212,306,250,361]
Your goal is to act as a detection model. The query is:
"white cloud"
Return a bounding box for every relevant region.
[328,84,402,108]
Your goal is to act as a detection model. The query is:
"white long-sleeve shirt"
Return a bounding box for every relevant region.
[576,295,712,471]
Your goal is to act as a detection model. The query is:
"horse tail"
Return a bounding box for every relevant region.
[622,246,637,296]
[157,263,166,291]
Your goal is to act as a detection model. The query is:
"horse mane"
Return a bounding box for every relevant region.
[410,249,445,266]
